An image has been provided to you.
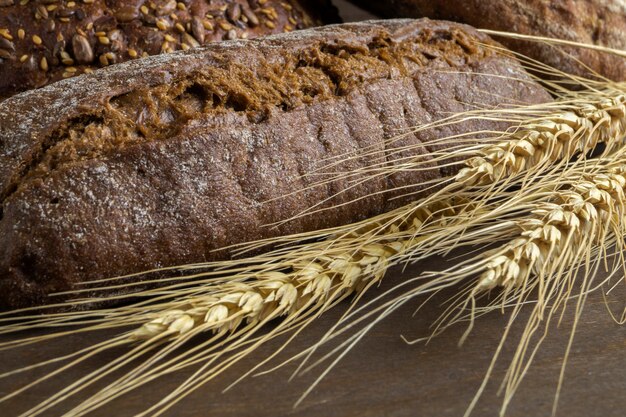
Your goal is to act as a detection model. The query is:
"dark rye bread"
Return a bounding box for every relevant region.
[0,19,551,310]
[350,0,626,81]
[0,0,339,100]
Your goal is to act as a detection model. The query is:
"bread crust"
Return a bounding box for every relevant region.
[351,0,626,81]
[0,19,551,309]
[0,0,339,99]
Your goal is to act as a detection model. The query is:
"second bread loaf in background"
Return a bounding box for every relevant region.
[0,0,340,99]
[350,0,626,81]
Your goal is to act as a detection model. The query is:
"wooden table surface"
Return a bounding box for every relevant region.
[1,2,625,417]
[1,256,624,417]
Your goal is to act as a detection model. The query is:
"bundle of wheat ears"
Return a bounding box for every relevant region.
[0,33,625,417]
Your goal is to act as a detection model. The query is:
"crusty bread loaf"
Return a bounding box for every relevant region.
[0,19,551,310]
[350,0,626,81]
[0,0,339,99]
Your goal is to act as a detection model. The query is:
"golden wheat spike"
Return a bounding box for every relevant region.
[280,84,626,225]
[1,63,626,416]
[306,154,626,417]
[0,194,483,417]
[456,92,626,186]
[23,151,626,417]
[476,168,626,291]
[129,198,468,341]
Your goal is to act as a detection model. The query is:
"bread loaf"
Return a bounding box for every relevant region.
[0,19,551,310]
[0,0,339,99]
[350,0,626,81]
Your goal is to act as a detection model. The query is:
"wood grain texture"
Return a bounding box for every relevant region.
[0,256,624,417]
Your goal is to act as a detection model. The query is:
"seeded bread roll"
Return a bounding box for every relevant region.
[0,19,551,310]
[0,0,339,100]
[350,0,626,81]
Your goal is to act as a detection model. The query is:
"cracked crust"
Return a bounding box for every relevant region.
[0,19,551,309]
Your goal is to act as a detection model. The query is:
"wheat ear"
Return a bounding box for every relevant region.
[2,81,625,416]
[277,84,626,226]
[298,156,626,417]
[129,198,477,341]
[475,169,625,291]
[462,166,626,417]
[52,158,626,416]
[1,195,487,417]
[455,91,626,186]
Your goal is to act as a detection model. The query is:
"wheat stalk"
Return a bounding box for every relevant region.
[130,249,393,341]
[456,92,626,186]
[462,166,626,417]
[278,85,626,225]
[1,77,625,416]
[298,156,626,417]
[129,198,471,341]
[475,169,625,291]
[1,196,484,417]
